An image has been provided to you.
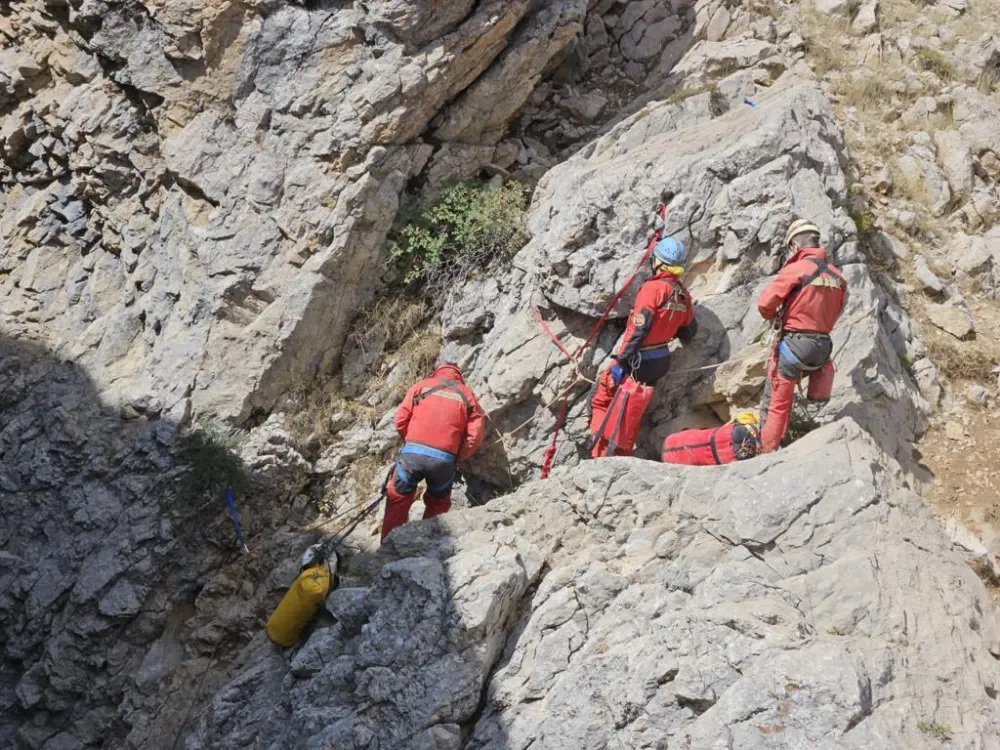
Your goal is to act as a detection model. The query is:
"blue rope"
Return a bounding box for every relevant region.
[225,487,249,554]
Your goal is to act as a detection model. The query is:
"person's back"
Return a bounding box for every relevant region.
[396,369,480,459]
[757,220,849,452]
[382,362,485,541]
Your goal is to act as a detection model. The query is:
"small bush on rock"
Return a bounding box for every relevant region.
[173,423,248,512]
[914,47,955,81]
[390,181,531,296]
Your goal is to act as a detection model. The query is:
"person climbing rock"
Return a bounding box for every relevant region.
[661,412,762,466]
[589,236,698,457]
[757,220,848,453]
[381,360,485,542]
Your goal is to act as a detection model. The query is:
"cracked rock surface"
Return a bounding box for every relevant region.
[191,419,1000,749]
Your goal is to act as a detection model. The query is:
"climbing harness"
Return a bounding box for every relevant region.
[224,487,249,554]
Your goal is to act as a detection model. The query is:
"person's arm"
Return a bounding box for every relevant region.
[757,264,802,321]
[394,384,417,441]
[676,290,698,342]
[835,282,850,324]
[458,390,486,461]
[615,283,656,363]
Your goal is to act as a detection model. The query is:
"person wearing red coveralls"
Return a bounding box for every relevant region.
[588,236,698,456]
[380,361,485,542]
[757,220,849,453]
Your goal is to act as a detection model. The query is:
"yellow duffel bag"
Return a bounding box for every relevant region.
[265,565,331,648]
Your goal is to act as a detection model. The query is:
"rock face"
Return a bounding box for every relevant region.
[442,81,929,485]
[189,420,1000,749]
[0,0,598,424]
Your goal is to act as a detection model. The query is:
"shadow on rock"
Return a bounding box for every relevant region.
[0,331,182,748]
[186,512,540,750]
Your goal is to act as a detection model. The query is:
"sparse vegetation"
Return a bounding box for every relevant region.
[924,336,996,382]
[348,297,431,360]
[390,180,530,296]
[828,625,844,636]
[783,406,821,447]
[833,76,891,113]
[914,46,955,81]
[709,86,730,117]
[172,424,249,513]
[917,720,952,741]
[283,297,441,453]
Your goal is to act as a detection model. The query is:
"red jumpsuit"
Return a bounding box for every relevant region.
[381,365,485,541]
[757,247,848,452]
[589,271,697,457]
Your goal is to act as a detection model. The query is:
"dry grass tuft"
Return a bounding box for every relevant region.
[832,75,892,112]
[283,380,380,450]
[891,159,930,206]
[925,336,996,382]
[914,46,955,81]
[348,297,430,357]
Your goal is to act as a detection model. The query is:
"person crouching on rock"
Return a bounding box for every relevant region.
[662,411,762,466]
[757,220,848,453]
[381,360,485,542]
[588,236,698,457]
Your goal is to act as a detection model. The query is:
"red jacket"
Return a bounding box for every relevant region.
[757,247,848,333]
[394,365,485,461]
[616,272,697,362]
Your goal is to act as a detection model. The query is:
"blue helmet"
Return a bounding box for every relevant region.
[653,236,687,266]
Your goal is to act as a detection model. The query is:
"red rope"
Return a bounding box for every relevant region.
[540,398,568,479]
[533,203,669,479]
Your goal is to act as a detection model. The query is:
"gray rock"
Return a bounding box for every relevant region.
[939,0,968,15]
[927,301,976,339]
[705,6,732,42]
[815,0,853,17]
[852,0,880,35]
[560,90,609,123]
[442,82,928,484]
[966,384,990,406]
[934,129,974,199]
[896,145,952,217]
[189,421,1000,749]
[914,254,946,293]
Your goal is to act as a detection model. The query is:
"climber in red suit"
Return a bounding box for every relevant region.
[757,220,848,452]
[589,236,698,456]
[381,361,485,542]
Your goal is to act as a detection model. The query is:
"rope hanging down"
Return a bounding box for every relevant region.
[533,201,671,478]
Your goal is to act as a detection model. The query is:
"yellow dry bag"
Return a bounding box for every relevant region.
[265,565,331,648]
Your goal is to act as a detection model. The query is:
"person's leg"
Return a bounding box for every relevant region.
[380,457,421,542]
[589,368,618,457]
[588,368,616,434]
[759,351,801,453]
[422,458,457,519]
[758,349,777,429]
[807,360,835,403]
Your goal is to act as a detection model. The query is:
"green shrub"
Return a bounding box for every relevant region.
[782,406,821,447]
[172,423,249,512]
[850,206,875,237]
[917,720,952,740]
[709,86,730,117]
[915,47,955,80]
[390,181,530,295]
